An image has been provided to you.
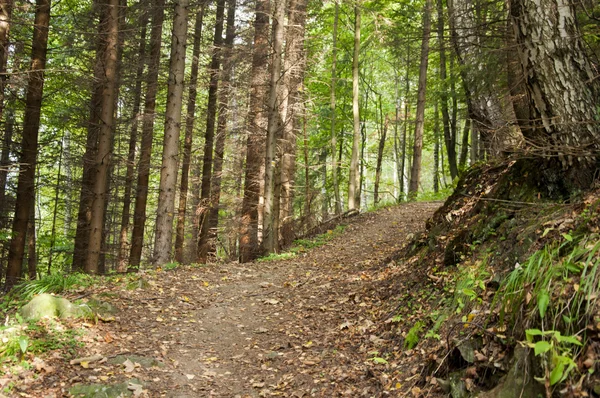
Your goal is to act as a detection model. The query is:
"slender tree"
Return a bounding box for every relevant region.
[330,1,341,215]
[348,0,361,210]
[152,0,189,265]
[408,0,432,199]
[129,0,166,268]
[239,0,270,262]
[4,0,51,290]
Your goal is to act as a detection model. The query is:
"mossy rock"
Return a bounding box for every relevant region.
[81,298,119,318]
[19,293,93,320]
[108,355,164,368]
[69,379,143,398]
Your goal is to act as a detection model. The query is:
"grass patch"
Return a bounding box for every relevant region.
[258,225,347,262]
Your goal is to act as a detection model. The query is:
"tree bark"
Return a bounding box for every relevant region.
[510,0,600,164]
[197,0,226,263]
[459,117,470,168]
[4,0,50,291]
[433,102,440,192]
[129,0,165,269]
[85,0,120,274]
[330,1,341,215]
[262,0,286,254]
[348,1,361,210]
[408,0,431,199]
[374,114,388,204]
[116,5,149,272]
[152,0,189,266]
[239,0,270,263]
[174,2,206,264]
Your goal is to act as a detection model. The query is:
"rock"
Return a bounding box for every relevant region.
[19,294,91,320]
[449,372,468,398]
[457,341,475,363]
[107,355,164,369]
[81,298,119,318]
[69,379,143,398]
[477,346,545,398]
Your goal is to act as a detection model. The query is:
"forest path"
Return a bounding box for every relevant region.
[65,202,439,397]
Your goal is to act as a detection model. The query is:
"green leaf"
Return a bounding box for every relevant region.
[526,328,543,342]
[372,357,388,364]
[549,361,565,385]
[537,291,550,318]
[534,341,551,356]
[556,334,582,346]
[562,233,573,242]
[542,227,554,237]
[18,336,29,354]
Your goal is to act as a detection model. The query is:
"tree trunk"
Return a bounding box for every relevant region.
[262,0,286,254]
[433,102,440,192]
[510,0,600,165]
[280,0,307,247]
[459,117,470,168]
[197,0,226,262]
[207,0,237,257]
[374,115,388,204]
[4,0,50,291]
[400,46,410,200]
[239,0,270,263]
[152,0,189,266]
[27,199,36,280]
[436,0,457,179]
[408,0,431,199]
[129,0,165,269]
[330,1,341,215]
[348,1,361,210]
[85,0,120,274]
[117,5,149,272]
[175,2,206,264]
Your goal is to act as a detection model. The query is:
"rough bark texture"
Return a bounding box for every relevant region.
[330,1,341,215]
[207,0,236,257]
[261,0,286,254]
[238,0,270,263]
[280,0,307,247]
[510,0,600,164]
[152,0,189,266]
[175,3,205,264]
[117,7,149,272]
[197,0,226,263]
[85,0,120,274]
[374,116,388,204]
[129,0,165,268]
[4,0,50,290]
[408,0,431,199]
[348,2,361,210]
[0,0,12,146]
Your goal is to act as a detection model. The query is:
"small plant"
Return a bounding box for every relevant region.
[368,351,389,364]
[13,273,94,301]
[162,262,179,271]
[524,328,582,387]
[257,251,297,262]
[404,321,425,349]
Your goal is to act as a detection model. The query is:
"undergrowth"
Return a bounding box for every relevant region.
[258,225,347,262]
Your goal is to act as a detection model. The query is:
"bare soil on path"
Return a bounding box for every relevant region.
[29,202,441,398]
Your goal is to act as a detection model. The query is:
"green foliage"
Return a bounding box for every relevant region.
[416,185,455,202]
[404,321,425,349]
[452,260,489,315]
[13,273,94,301]
[525,328,582,386]
[258,225,347,262]
[257,252,297,262]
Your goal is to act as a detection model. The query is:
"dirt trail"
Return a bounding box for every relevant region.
[40,202,440,397]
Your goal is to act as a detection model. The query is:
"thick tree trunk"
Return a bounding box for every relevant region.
[280,0,307,247]
[174,2,206,264]
[152,0,189,266]
[129,0,165,268]
[116,6,149,272]
[4,0,50,291]
[330,1,341,215]
[510,0,600,165]
[348,1,361,210]
[197,0,226,263]
[85,0,120,274]
[408,0,431,199]
[262,0,286,254]
[207,0,237,257]
[436,0,457,179]
[239,0,270,263]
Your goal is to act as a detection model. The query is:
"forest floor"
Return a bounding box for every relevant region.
[11,201,442,398]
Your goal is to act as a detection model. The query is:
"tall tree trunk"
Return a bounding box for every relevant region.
[330,1,341,215]
[348,1,361,210]
[175,2,206,264]
[129,0,165,268]
[437,0,457,179]
[27,199,36,280]
[510,0,600,165]
[4,0,50,291]
[239,0,270,263]
[207,0,237,257]
[72,0,108,272]
[400,47,410,200]
[152,0,189,265]
[408,0,431,199]
[262,0,286,254]
[85,0,120,274]
[459,117,470,168]
[197,0,226,262]
[433,102,440,192]
[280,0,307,247]
[374,114,388,204]
[117,5,149,272]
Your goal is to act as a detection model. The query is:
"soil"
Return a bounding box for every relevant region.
[17,201,441,398]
